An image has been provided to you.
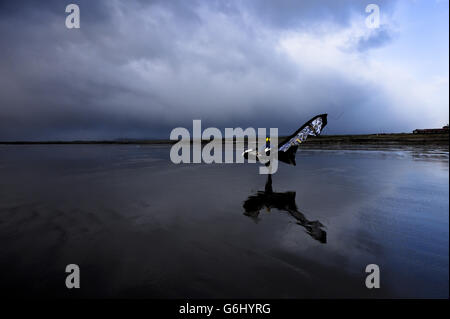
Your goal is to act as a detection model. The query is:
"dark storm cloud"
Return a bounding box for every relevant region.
[0,0,412,140]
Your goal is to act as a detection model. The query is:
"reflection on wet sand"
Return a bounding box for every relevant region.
[243,175,327,243]
[1,145,447,298]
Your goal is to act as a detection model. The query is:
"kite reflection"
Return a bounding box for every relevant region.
[243,175,327,243]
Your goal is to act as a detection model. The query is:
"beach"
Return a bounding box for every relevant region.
[0,144,448,298]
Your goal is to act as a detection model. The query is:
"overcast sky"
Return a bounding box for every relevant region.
[0,0,448,140]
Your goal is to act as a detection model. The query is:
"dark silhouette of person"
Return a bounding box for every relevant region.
[243,175,327,243]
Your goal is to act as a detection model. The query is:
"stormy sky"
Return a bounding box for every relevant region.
[0,0,448,140]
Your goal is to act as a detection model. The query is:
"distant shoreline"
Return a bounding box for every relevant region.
[1,133,448,146]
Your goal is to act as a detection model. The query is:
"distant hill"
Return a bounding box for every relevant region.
[1,132,448,145]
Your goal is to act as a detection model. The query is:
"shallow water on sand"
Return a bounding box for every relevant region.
[0,144,448,298]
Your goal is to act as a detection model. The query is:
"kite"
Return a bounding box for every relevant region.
[242,113,328,166]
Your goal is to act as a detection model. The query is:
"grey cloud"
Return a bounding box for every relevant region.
[239,0,397,29]
[0,0,411,141]
[356,27,394,52]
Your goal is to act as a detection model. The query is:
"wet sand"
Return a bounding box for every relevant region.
[0,144,448,298]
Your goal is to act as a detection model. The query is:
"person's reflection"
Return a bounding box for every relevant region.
[243,175,327,243]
